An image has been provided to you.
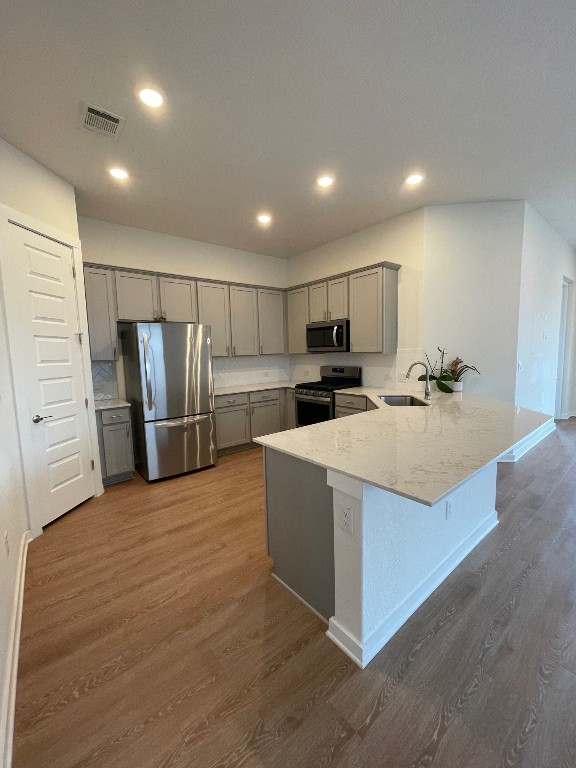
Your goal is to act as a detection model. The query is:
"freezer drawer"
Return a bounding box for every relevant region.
[142,413,217,481]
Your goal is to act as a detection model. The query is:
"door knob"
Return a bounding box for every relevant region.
[32,415,52,423]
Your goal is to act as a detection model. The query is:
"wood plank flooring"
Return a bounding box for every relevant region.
[12,421,576,767]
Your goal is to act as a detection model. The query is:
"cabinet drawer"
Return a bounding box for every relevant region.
[215,393,249,409]
[101,407,130,425]
[249,390,280,404]
[334,394,367,410]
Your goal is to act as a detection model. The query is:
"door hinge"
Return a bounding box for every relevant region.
[72,264,76,278]
[91,459,95,470]
[85,397,88,408]
[76,332,83,344]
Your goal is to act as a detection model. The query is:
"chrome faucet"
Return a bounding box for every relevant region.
[406,361,432,400]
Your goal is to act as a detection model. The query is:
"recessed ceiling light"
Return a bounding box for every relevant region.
[257,213,272,225]
[405,173,424,186]
[317,175,335,188]
[138,88,164,108]
[109,167,129,180]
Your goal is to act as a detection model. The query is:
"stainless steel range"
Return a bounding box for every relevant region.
[295,366,362,427]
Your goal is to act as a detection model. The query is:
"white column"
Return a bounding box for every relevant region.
[326,463,499,668]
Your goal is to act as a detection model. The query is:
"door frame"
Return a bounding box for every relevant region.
[555,276,574,420]
[0,204,103,537]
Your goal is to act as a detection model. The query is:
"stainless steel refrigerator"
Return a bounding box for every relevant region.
[121,322,217,481]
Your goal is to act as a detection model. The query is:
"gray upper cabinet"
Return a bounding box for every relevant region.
[309,277,348,322]
[84,267,117,360]
[159,276,198,322]
[115,271,159,321]
[349,267,398,353]
[258,289,285,354]
[287,287,309,354]
[197,281,231,357]
[308,283,328,322]
[327,276,348,320]
[230,285,259,356]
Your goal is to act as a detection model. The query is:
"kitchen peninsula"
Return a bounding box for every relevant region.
[255,389,554,668]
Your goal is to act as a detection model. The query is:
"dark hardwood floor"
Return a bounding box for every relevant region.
[12,421,576,767]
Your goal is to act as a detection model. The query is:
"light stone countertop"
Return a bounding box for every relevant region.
[94,399,130,410]
[214,380,299,396]
[255,388,553,506]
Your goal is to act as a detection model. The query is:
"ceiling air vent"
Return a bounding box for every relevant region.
[81,103,126,140]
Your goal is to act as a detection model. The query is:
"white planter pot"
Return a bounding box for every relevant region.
[450,381,464,392]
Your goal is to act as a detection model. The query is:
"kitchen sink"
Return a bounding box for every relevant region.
[380,395,429,407]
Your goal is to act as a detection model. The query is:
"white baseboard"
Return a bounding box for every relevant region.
[328,511,498,668]
[499,419,556,463]
[1,530,31,768]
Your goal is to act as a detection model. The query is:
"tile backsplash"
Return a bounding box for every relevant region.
[91,361,119,400]
[213,355,290,388]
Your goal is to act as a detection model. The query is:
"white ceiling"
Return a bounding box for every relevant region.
[1,1,575,258]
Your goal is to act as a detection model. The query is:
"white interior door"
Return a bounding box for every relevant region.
[0,221,95,528]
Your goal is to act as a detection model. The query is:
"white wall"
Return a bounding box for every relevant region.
[0,137,79,239]
[516,204,576,415]
[288,210,426,387]
[422,202,525,403]
[0,137,80,763]
[78,217,289,288]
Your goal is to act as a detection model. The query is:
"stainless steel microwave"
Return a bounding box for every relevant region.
[306,319,350,353]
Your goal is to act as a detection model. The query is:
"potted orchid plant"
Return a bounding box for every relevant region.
[419,347,480,393]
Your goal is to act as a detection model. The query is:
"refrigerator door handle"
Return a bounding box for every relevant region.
[154,414,212,428]
[142,332,153,411]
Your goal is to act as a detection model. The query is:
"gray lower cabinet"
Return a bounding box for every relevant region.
[96,406,134,484]
[285,388,296,429]
[250,398,281,439]
[215,389,285,452]
[215,394,251,450]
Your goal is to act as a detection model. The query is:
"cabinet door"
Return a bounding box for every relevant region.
[159,277,198,322]
[84,267,117,360]
[116,271,159,321]
[334,406,363,418]
[327,277,348,320]
[230,285,259,356]
[287,288,309,354]
[197,282,231,357]
[216,405,250,449]
[251,400,281,439]
[349,267,383,353]
[258,289,285,354]
[285,389,296,429]
[308,282,328,322]
[102,422,134,477]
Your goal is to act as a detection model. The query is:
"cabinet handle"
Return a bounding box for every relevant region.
[251,407,254,415]
[113,346,117,359]
[323,311,326,320]
[233,345,236,356]
[260,344,263,354]
[226,346,230,356]
[227,398,236,404]
[328,311,331,320]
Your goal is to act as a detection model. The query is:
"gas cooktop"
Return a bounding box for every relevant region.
[295,366,362,395]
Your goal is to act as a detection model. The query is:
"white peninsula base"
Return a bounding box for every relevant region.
[326,462,498,668]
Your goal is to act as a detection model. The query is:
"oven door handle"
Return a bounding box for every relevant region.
[296,393,332,404]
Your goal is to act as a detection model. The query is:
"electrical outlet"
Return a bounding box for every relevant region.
[445,497,453,520]
[303,369,310,377]
[262,371,270,378]
[3,530,9,558]
[341,505,354,534]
